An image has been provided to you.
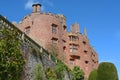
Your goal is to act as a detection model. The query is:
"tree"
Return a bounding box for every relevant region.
[88,69,97,80]
[33,64,44,80]
[97,62,119,80]
[72,66,84,80]
[0,27,25,80]
[55,61,65,80]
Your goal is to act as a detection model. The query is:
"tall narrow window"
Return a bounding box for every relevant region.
[25,26,30,35]
[63,25,66,31]
[63,46,66,53]
[70,60,74,66]
[70,45,73,52]
[52,24,57,34]
[85,61,89,64]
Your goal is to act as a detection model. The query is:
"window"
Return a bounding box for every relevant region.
[70,44,78,53]
[52,24,57,34]
[85,61,89,64]
[84,50,88,54]
[69,36,78,41]
[83,41,86,45]
[25,26,30,34]
[63,25,66,31]
[63,46,66,52]
[70,60,74,66]
[62,39,66,43]
[52,38,58,44]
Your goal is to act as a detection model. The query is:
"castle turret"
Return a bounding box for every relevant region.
[84,27,87,36]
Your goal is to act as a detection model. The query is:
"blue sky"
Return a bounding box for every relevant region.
[0,0,120,78]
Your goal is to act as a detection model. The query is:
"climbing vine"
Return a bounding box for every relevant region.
[0,26,25,80]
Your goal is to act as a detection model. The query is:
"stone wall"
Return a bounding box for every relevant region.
[21,34,71,80]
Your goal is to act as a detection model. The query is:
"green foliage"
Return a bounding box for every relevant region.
[0,27,25,80]
[33,64,44,80]
[45,67,57,80]
[97,62,119,80]
[88,69,97,80]
[55,61,65,80]
[72,66,84,80]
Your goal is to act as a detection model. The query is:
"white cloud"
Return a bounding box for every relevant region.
[25,0,38,10]
[25,0,53,11]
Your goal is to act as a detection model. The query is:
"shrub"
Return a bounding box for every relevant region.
[33,64,44,80]
[88,69,97,80]
[72,66,84,80]
[97,62,118,80]
[45,67,57,80]
[55,61,65,80]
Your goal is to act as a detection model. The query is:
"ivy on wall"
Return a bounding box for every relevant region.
[0,26,25,80]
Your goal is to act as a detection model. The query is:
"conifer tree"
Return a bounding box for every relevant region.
[97,62,118,80]
[88,69,97,80]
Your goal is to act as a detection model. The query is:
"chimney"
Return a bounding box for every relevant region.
[32,4,37,13]
[32,3,41,13]
[71,23,80,33]
[36,3,41,12]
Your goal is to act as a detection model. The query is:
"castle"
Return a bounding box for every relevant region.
[14,3,98,78]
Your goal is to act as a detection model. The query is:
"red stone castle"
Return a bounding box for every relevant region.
[14,3,98,78]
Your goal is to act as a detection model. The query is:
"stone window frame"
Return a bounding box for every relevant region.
[69,44,78,53]
[70,59,74,66]
[52,24,57,34]
[51,37,58,44]
[25,26,30,35]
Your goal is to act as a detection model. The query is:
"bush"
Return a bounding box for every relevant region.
[55,61,65,80]
[45,67,57,80]
[33,64,44,80]
[97,62,118,80]
[88,69,97,80]
[72,66,84,80]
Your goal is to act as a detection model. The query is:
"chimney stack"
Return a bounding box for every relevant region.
[32,3,41,13]
[71,23,80,33]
